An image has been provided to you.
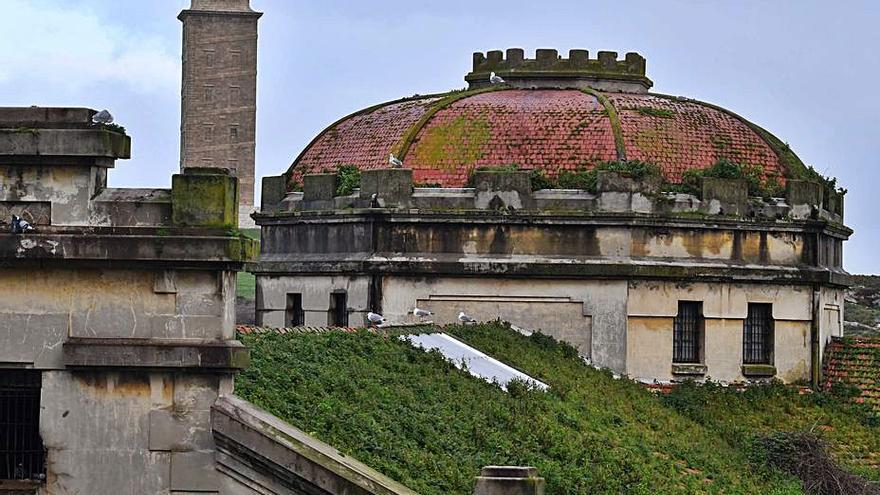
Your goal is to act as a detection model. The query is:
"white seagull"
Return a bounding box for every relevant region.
[367,312,386,326]
[413,307,433,318]
[489,72,505,84]
[458,311,476,324]
[92,109,114,124]
[389,153,404,168]
[11,215,34,234]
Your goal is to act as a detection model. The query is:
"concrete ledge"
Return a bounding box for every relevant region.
[0,128,130,160]
[212,395,419,495]
[741,364,777,377]
[63,338,250,371]
[671,363,707,376]
[0,228,257,265]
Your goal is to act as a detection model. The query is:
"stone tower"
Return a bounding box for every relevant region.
[179,0,261,227]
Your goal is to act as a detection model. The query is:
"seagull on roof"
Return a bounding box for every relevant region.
[91,109,114,125]
[413,307,433,319]
[458,311,476,324]
[489,72,505,84]
[370,193,380,208]
[367,312,386,326]
[11,215,34,234]
[389,153,404,168]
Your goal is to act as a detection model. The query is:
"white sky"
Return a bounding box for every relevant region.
[0,0,878,273]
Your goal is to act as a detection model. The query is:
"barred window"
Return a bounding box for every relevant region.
[1,371,45,481]
[286,293,304,327]
[328,292,348,327]
[743,303,774,364]
[673,301,703,364]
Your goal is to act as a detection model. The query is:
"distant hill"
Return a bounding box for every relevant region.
[846,275,880,337]
[235,323,880,495]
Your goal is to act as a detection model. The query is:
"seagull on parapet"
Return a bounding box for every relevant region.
[489,72,505,84]
[11,215,34,234]
[91,109,114,125]
[458,311,476,324]
[389,153,404,168]
[413,307,433,319]
[370,193,380,208]
[367,312,386,326]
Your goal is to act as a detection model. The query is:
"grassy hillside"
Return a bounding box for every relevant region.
[237,324,874,494]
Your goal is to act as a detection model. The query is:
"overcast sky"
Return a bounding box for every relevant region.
[0,0,878,273]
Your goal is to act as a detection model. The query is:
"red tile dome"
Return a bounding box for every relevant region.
[287,49,802,188]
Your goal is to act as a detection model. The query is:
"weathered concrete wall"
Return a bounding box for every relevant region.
[256,274,371,327]
[0,164,100,225]
[0,269,236,369]
[381,277,627,371]
[39,371,234,495]
[626,281,813,382]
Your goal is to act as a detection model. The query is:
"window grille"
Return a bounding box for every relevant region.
[329,292,348,327]
[673,301,703,363]
[0,371,45,481]
[286,293,304,327]
[743,303,774,364]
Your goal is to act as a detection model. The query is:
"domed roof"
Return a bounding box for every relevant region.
[288,49,803,188]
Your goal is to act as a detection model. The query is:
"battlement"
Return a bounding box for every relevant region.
[465,48,652,93]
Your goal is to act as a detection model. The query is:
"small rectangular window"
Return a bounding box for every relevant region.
[203,124,214,143]
[286,293,304,327]
[229,85,241,105]
[0,371,45,481]
[204,49,216,68]
[328,292,348,327]
[204,84,214,102]
[230,49,242,67]
[229,125,239,141]
[673,301,703,364]
[743,303,774,364]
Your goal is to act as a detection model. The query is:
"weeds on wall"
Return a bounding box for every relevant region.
[334,164,361,196]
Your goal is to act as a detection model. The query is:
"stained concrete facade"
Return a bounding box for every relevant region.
[253,168,851,384]
[0,107,257,494]
[179,0,261,227]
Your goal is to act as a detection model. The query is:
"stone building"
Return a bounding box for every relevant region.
[254,48,851,385]
[179,0,261,227]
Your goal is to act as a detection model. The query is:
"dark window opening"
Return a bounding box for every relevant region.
[329,292,348,327]
[743,303,774,364]
[286,293,304,327]
[0,371,45,481]
[673,301,703,364]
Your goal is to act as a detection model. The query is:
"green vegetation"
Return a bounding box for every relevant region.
[663,381,880,481]
[237,322,880,494]
[471,161,661,194]
[235,228,260,300]
[100,122,127,135]
[411,115,491,171]
[671,158,784,198]
[335,164,361,196]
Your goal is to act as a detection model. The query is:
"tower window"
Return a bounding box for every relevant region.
[230,49,242,67]
[203,124,214,143]
[204,84,214,102]
[286,293,304,327]
[328,292,348,327]
[0,371,45,481]
[743,303,774,364]
[673,301,703,364]
[229,125,239,141]
[229,85,241,105]
[204,49,216,68]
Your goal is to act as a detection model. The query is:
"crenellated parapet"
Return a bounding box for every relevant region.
[465,48,652,92]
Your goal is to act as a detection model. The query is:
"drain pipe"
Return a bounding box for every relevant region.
[811,285,822,389]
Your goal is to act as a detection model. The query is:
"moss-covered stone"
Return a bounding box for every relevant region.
[172,170,238,228]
